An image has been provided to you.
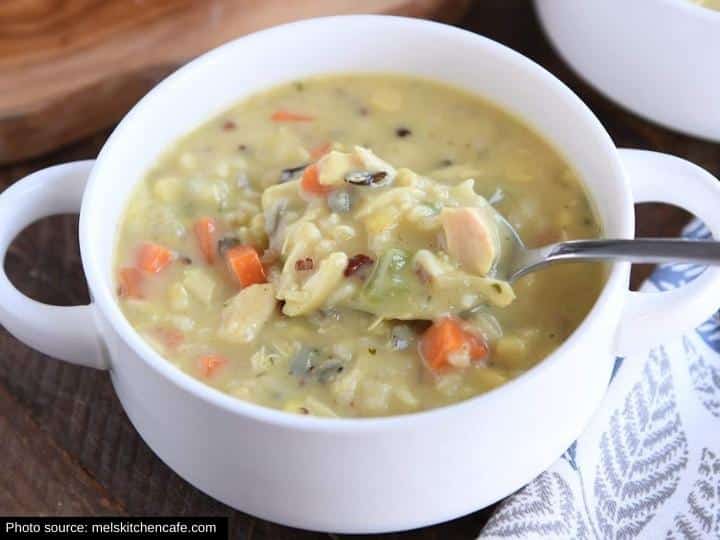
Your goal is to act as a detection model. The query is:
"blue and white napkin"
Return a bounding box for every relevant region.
[480,220,719,540]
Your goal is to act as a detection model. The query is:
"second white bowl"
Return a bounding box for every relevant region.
[536,0,720,142]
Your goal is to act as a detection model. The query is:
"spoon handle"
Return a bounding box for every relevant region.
[547,238,720,264]
[513,238,720,281]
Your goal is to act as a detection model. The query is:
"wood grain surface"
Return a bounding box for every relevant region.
[0,0,470,164]
[0,1,716,538]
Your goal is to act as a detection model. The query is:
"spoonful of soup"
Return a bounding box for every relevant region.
[262,146,720,322]
[262,146,516,321]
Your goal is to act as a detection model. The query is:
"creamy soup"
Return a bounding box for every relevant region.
[115,75,605,418]
[690,0,720,10]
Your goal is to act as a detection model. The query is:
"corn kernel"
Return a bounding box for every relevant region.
[474,367,507,390]
[168,282,189,311]
[153,177,183,202]
[215,161,231,178]
[179,152,197,170]
[494,335,527,369]
[365,207,400,234]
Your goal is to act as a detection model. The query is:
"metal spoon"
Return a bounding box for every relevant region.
[496,215,720,282]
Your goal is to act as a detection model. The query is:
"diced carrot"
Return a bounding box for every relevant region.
[154,327,184,350]
[419,317,488,371]
[271,110,314,122]
[197,354,227,378]
[137,242,173,273]
[420,318,464,371]
[225,245,267,288]
[310,141,332,159]
[194,217,217,264]
[118,267,143,298]
[300,163,333,196]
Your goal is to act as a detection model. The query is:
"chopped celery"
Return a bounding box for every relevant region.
[363,248,410,300]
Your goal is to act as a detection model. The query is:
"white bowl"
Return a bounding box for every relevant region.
[535,0,720,141]
[2,16,720,533]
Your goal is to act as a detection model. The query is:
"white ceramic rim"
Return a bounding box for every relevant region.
[80,15,631,432]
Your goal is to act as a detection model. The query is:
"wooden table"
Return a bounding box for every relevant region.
[0,1,715,537]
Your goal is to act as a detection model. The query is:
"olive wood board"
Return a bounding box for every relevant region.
[0,0,470,164]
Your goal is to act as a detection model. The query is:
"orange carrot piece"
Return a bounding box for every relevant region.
[225,245,267,288]
[420,318,464,371]
[197,354,227,378]
[420,317,488,371]
[118,267,143,298]
[194,217,218,264]
[310,141,332,159]
[271,110,314,122]
[300,163,333,196]
[154,327,184,350]
[137,242,173,273]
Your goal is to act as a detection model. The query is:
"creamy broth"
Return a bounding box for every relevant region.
[115,75,605,417]
[690,0,720,10]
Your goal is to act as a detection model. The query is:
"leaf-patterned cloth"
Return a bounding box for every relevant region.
[480,221,720,540]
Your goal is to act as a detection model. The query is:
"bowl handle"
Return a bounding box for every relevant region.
[0,161,106,369]
[614,149,720,355]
